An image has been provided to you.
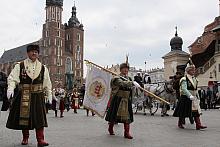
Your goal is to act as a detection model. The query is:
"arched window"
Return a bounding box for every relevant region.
[65,57,73,73]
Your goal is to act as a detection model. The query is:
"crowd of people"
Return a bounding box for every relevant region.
[46,83,95,118]
[0,44,219,146]
[198,84,219,110]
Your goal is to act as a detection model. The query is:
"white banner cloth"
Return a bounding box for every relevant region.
[83,64,112,118]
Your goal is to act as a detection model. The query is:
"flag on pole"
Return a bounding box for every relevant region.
[83,64,113,118]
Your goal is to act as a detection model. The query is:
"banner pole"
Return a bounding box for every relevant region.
[85,60,170,105]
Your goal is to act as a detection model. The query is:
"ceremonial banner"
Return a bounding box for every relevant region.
[83,64,112,118]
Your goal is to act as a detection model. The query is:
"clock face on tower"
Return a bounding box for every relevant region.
[46,0,63,6]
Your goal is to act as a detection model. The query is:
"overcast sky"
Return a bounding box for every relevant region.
[0,0,218,70]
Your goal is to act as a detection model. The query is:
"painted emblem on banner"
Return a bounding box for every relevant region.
[88,77,107,103]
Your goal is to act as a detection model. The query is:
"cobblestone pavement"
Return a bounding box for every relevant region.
[0,102,220,147]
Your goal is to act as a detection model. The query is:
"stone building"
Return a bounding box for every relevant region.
[162,27,190,80]
[147,68,165,83]
[0,0,84,89]
[190,15,220,87]
[106,64,120,75]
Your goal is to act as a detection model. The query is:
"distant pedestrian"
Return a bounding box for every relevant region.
[212,82,218,109]
[52,84,65,118]
[198,88,206,110]
[207,87,212,109]
[71,88,79,113]
[64,92,71,112]
[0,72,8,111]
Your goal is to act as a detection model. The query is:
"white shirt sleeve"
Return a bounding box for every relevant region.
[43,66,52,103]
[7,64,20,91]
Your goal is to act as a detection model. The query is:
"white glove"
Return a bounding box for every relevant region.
[189,95,195,101]
[133,81,141,88]
[48,95,52,104]
[7,90,14,99]
[45,94,53,104]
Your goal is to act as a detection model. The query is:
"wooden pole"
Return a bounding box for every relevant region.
[85,60,170,105]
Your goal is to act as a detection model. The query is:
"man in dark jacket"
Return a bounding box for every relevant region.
[206,87,212,109]
[198,88,206,110]
[212,82,218,109]
[134,72,143,87]
[0,71,8,111]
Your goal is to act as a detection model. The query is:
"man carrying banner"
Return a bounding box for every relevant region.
[105,63,140,139]
[6,44,52,146]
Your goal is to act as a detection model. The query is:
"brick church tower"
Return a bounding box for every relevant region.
[42,0,65,88]
[41,0,84,89]
[0,0,84,90]
[64,4,84,90]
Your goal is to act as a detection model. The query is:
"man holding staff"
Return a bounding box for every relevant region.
[105,63,140,139]
[85,59,169,139]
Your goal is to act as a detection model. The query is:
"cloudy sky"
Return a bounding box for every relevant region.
[0,0,218,70]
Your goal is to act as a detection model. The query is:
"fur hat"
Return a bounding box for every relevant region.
[185,58,195,72]
[120,63,129,70]
[27,44,40,53]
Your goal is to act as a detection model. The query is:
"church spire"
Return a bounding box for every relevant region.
[72,1,77,17]
[67,2,83,30]
[170,26,183,51]
[175,26,178,36]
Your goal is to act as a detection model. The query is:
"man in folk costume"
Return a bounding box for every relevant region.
[52,84,65,117]
[6,45,52,146]
[105,63,140,139]
[71,88,79,113]
[173,59,207,130]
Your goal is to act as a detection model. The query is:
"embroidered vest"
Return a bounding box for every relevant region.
[186,76,197,91]
[19,62,45,85]
[18,61,45,126]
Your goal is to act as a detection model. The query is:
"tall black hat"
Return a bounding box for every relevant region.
[120,63,129,70]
